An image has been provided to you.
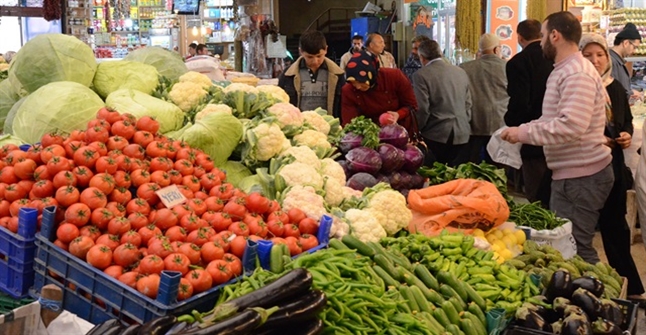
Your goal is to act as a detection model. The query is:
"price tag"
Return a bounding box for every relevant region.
[155,185,187,208]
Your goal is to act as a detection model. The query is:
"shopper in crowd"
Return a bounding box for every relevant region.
[610,23,642,98]
[402,35,432,83]
[365,32,397,69]
[196,44,209,56]
[413,39,471,167]
[339,35,364,70]
[341,50,417,129]
[580,33,646,301]
[278,30,344,117]
[459,33,508,164]
[185,44,225,81]
[504,19,554,208]
[186,43,197,59]
[501,11,613,264]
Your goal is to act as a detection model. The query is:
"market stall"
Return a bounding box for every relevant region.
[0,32,640,335]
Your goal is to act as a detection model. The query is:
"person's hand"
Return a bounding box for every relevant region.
[604,136,616,148]
[379,111,399,126]
[501,127,520,143]
[616,131,632,149]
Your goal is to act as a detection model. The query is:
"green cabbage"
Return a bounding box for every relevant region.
[4,97,26,134]
[105,88,184,133]
[219,160,252,187]
[124,47,188,82]
[93,60,159,98]
[238,175,269,196]
[12,82,105,144]
[0,134,25,146]
[178,112,243,167]
[8,34,97,96]
[0,80,20,130]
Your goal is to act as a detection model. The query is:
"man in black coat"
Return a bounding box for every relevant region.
[504,19,554,208]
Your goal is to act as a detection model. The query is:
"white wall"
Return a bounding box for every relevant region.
[0,17,23,53]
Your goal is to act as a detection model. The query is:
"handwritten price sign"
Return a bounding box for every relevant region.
[155,185,188,208]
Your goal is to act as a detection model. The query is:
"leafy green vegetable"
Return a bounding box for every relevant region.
[124,47,188,82]
[219,160,252,188]
[0,70,7,82]
[418,161,510,201]
[12,81,104,144]
[178,112,243,167]
[93,60,159,99]
[3,97,26,135]
[0,80,20,130]
[238,175,270,196]
[0,134,25,146]
[509,202,567,230]
[8,34,97,96]
[105,88,184,133]
[342,116,380,149]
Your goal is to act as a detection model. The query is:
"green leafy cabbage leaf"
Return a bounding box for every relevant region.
[219,160,252,188]
[93,60,159,98]
[106,88,185,133]
[124,47,188,82]
[3,97,26,135]
[178,112,243,167]
[8,34,97,96]
[0,80,20,130]
[12,82,105,144]
[0,134,25,146]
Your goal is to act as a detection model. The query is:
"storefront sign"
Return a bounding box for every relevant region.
[488,0,520,58]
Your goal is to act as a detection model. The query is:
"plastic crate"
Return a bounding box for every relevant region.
[0,207,40,298]
[0,293,33,315]
[31,206,259,325]
[503,299,638,335]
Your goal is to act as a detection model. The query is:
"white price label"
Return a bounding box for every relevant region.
[155,185,187,208]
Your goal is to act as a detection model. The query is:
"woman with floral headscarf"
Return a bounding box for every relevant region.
[580,33,645,301]
[341,50,418,128]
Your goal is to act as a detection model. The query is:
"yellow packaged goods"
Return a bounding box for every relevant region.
[407,179,509,236]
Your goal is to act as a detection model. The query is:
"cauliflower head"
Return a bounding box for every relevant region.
[319,158,346,185]
[345,209,387,243]
[223,82,259,95]
[323,177,345,207]
[279,146,321,169]
[302,110,331,135]
[293,130,332,157]
[329,214,350,239]
[365,189,412,235]
[168,81,209,113]
[257,85,290,103]
[195,103,232,120]
[179,71,213,89]
[281,185,327,221]
[277,162,324,189]
[249,122,287,161]
[267,102,304,132]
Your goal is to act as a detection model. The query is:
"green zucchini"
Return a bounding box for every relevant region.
[437,271,469,302]
[446,324,464,335]
[439,284,466,309]
[448,296,464,313]
[467,302,486,325]
[432,307,451,328]
[409,285,431,313]
[459,318,480,335]
[414,264,440,291]
[463,281,486,310]
[341,235,375,257]
[399,286,420,312]
[328,238,350,250]
[373,265,400,288]
[374,254,401,281]
[441,300,460,325]
[461,311,487,335]
[269,244,286,273]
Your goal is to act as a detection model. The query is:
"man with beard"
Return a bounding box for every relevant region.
[403,35,432,83]
[504,19,554,208]
[501,11,613,264]
[610,23,642,98]
[340,35,364,70]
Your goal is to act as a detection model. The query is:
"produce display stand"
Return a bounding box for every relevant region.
[0,208,40,299]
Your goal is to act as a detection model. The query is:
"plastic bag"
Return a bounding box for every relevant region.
[486,126,522,169]
[407,179,510,236]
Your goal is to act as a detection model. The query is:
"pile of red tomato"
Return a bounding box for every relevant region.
[0,108,320,301]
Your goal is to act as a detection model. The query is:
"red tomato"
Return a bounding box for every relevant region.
[298,218,319,235]
[248,219,268,238]
[283,224,301,238]
[150,208,177,230]
[245,193,270,214]
[222,253,242,277]
[106,201,126,217]
[201,241,225,263]
[209,183,235,200]
[85,126,110,143]
[195,154,215,172]
[284,236,303,256]
[181,175,201,193]
[103,265,124,279]
[177,185,194,200]
[114,155,132,172]
[4,184,25,202]
[136,116,160,134]
[89,173,116,195]
[118,271,141,289]
[87,118,111,131]
[171,204,192,221]
[139,254,165,275]
[65,203,91,227]
[6,216,19,233]
[30,180,54,199]
[110,120,136,140]
[186,198,207,216]
[267,220,285,237]
[185,227,213,247]
[120,230,142,248]
[138,224,162,246]
[52,171,77,189]
[149,171,171,187]
[33,165,50,181]
[210,167,226,183]
[287,208,307,224]
[228,222,250,237]
[123,143,146,160]
[109,187,132,204]
[132,131,154,148]
[178,242,202,265]
[69,130,86,142]
[39,145,65,164]
[41,132,65,148]
[86,244,113,270]
[167,170,183,185]
[127,212,149,230]
[268,211,290,225]
[147,238,175,259]
[173,159,194,176]
[68,235,95,260]
[146,141,167,158]
[228,235,247,259]
[55,186,80,208]
[13,159,36,180]
[46,156,73,177]
[177,278,194,301]
[267,200,281,213]
[80,225,101,241]
[79,187,108,210]
[136,183,160,206]
[205,259,232,285]
[90,208,114,230]
[194,191,209,200]
[95,234,121,251]
[107,217,132,236]
[113,242,141,268]
[204,197,224,212]
[184,269,212,293]
[299,234,319,251]
[97,107,123,124]
[163,253,190,275]
[165,226,187,242]
[0,200,9,219]
[180,213,202,232]
[72,166,94,188]
[126,198,151,216]
[95,156,118,174]
[73,146,100,169]
[136,274,161,298]
[223,198,247,221]
[88,141,108,156]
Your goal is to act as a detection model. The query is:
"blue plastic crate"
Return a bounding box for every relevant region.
[31,206,259,325]
[0,207,40,298]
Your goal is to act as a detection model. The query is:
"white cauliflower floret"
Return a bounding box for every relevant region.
[280,138,293,153]
[280,146,321,169]
[319,158,346,185]
[257,85,290,103]
[179,71,213,89]
[293,129,332,152]
[302,110,331,135]
[329,215,350,239]
[277,162,323,189]
[281,185,327,221]
[249,122,287,161]
[195,103,232,120]
[342,186,363,199]
[266,102,304,132]
[345,209,387,243]
[168,81,208,112]
[323,177,345,207]
[365,189,412,235]
[223,82,259,95]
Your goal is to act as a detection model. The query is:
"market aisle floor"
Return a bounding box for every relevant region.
[593,232,646,332]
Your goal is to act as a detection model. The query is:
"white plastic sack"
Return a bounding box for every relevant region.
[518,220,577,259]
[487,126,523,169]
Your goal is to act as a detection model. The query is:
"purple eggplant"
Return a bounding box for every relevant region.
[561,313,592,335]
[545,270,573,301]
[591,319,622,335]
[571,288,602,320]
[572,276,604,298]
